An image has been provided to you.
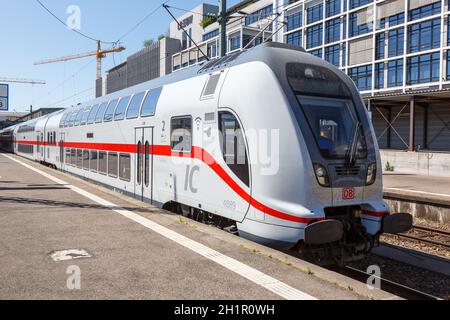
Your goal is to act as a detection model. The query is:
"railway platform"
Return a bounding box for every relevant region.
[0,153,398,300]
[383,173,450,224]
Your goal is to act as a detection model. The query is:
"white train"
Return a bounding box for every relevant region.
[1,43,412,264]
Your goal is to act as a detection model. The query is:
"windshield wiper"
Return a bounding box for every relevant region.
[346,122,361,168]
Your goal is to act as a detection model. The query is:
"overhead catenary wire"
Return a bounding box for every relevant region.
[35,0,116,45]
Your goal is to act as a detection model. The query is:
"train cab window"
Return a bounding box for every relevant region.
[141,87,162,117]
[96,102,109,123]
[87,105,99,124]
[104,99,119,122]
[126,93,145,119]
[98,151,107,174]
[119,154,131,182]
[59,113,68,128]
[90,151,98,172]
[80,107,91,126]
[170,117,192,152]
[74,110,84,126]
[219,112,250,187]
[108,152,118,178]
[114,96,131,121]
[83,150,90,170]
[76,149,83,168]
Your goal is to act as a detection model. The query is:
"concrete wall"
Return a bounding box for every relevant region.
[381,150,450,177]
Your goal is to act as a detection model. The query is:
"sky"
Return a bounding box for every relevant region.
[0,0,241,113]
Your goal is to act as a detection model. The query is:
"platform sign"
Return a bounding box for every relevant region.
[0,84,8,111]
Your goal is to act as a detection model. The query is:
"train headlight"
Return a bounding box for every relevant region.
[313,163,330,187]
[366,163,377,185]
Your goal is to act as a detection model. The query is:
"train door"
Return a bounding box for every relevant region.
[59,132,65,171]
[134,127,153,203]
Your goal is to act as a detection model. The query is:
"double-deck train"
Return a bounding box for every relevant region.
[0,43,412,264]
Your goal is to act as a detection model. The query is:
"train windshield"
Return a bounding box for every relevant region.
[287,63,367,159]
[297,96,367,159]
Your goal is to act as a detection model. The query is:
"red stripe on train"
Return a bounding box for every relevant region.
[15,140,322,224]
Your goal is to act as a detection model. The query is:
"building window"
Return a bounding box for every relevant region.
[307,3,323,24]
[408,19,441,53]
[286,11,302,31]
[350,11,372,37]
[108,152,118,178]
[119,154,131,182]
[376,32,385,60]
[375,63,385,89]
[342,44,346,67]
[326,0,341,17]
[349,0,372,10]
[141,87,162,117]
[306,24,323,49]
[245,5,273,26]
[207,43,217,58]
[407,52,440,85]
[286,31,302,47]
[325,18,340,43]
[387,59,404,87]
[388,28,404,57]
[202,29,219,42]
[409,2,441,21]
[219,111,249,187]
[388,12,405,27]
[348,65,372,90]
[309,48,323,58]
[325,45,340,66]
[171,117,192,152]
[447,51,450,80]
[229,35,241,51]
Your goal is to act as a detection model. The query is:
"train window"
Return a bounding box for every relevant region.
[59,113,68,128]
[126,93,145,119]
[98,151,107,174]
[119,154,131,182]
[68,112,77,127]
[170,117,192,152]
[90,150,98,172]
[219,112,250,187]
[104,99,119,122]
[70,149,76,166]
[74,110,84,126]
[141,87,162,117]
[144,141,150,187]
[87,105,99,124]
[80,107,91,126]
[83,150,90,170]
[108,153,118,178]
[65,149,71,165]
[114,96,131,121]
[96,102,109,123]
[76,149,83,168]
[137,141,142,185]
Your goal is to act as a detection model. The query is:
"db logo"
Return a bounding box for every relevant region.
[342,187,356,200]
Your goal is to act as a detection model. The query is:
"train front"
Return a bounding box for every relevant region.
[282,56,413,264]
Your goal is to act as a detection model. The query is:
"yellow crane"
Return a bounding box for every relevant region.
[34,41,125,79]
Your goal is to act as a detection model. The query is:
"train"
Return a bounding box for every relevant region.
[0,42,413,265]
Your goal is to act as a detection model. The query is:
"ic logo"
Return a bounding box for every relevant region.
[342,187,355,200]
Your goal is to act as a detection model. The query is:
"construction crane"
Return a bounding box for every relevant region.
[34,41,125,79]
[0,77,46,85]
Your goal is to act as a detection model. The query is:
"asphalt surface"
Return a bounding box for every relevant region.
[0,153,398,300]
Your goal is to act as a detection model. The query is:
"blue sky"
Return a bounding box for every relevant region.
[0,0,241,112]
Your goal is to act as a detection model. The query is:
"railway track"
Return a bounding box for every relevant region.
[392,225,450,250]
[330,266,442,300]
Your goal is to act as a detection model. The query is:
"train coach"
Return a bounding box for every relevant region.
[2,43,413,264]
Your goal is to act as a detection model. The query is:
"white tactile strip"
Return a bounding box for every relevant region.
[3,154,317,300]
